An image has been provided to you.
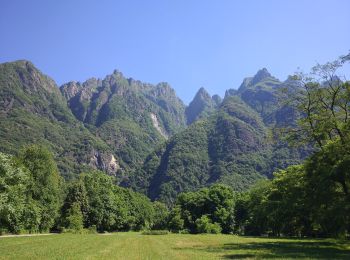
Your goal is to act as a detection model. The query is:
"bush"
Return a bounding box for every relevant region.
[87,225,97,234]
[195,215,222,234]
[142,230,168,235]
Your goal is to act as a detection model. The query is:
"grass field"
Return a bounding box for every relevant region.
[0,232,349,259]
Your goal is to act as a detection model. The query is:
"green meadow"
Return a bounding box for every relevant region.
[0,233,349,260]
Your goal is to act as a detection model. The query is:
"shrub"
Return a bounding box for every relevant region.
[142,230,168,235]
[195,215,222,234]
[87,225,97,234]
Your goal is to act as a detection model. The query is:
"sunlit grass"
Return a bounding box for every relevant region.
[0,232,349,259]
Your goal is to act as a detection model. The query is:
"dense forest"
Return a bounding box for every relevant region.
[0,54,349,237]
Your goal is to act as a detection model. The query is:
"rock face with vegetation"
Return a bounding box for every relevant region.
[0,61,187,179]
[60,70,187,173]
[185,87,220,124]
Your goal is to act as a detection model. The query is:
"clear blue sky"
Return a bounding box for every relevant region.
[0,0,349,103]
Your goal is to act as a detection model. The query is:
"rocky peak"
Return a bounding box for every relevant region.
[112,69,124,78]
[154,82,176,97]
[185,87,215,125]
[225,88,238,98]
[195,87,211,100]
[212,94,222,106]
[251,68,272,84]
[60,81,82,100]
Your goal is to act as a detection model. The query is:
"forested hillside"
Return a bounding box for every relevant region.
[127,69,307,204]
[0,61,114,178]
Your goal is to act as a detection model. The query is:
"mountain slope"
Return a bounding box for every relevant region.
[128,95,275,204]
[61,70,187,171]
[0,61,307,202]
[127,69,307,204]
[0,60,117,178]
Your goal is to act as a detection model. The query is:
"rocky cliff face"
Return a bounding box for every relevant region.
[60,69,187,171]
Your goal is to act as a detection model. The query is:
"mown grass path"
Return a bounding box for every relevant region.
[0,232,349,259]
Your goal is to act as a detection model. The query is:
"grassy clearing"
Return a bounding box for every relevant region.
[0,232,349,259]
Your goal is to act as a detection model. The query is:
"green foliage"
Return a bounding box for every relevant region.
[151,201,169,230]
[235,139,350,237]
[303,140,350,236]
[65,202,83,231]
[0,61,113,178]
[195,215,222,234]
[61,179,89,227]
[0,153,27,233]
[167,205,184,232]
[172,184,235,234]
[18,145,62,232]
[81,171,127,231]
[141,230,168,235]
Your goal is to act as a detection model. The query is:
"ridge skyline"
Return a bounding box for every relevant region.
[1,1,349,104]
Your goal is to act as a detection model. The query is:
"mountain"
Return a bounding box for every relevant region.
[0,61,186,179]
[128,95,272,204]
[0,61,116,178]
[185,87,220,124]
[0,60,306,203]
[61,70,186,172]
[126,69,307,204]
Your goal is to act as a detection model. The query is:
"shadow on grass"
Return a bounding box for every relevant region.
[223,240,350,259]
[176,239,350,259]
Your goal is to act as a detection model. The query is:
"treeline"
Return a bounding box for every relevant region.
[0,140,349,237]
[165,154,349,237]
[0,145,155,234]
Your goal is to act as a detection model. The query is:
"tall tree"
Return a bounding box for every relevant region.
[0,153,27,233]
[18,145,63,232]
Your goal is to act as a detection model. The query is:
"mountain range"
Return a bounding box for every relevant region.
[0,60,307,202]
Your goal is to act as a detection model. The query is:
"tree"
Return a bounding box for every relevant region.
[286,55,350,151]
[81,171,125,231]
[66,202,83,232]
[207,184,235,233]
[172,184,236,234]
[18,145,62,232]
[151,201,169,230]
[61,179,89,228]
[0,153,28,233]
[304,141,350,236]
[119,187,155,231]
[167,205,184,232]
[265,165,312,236]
